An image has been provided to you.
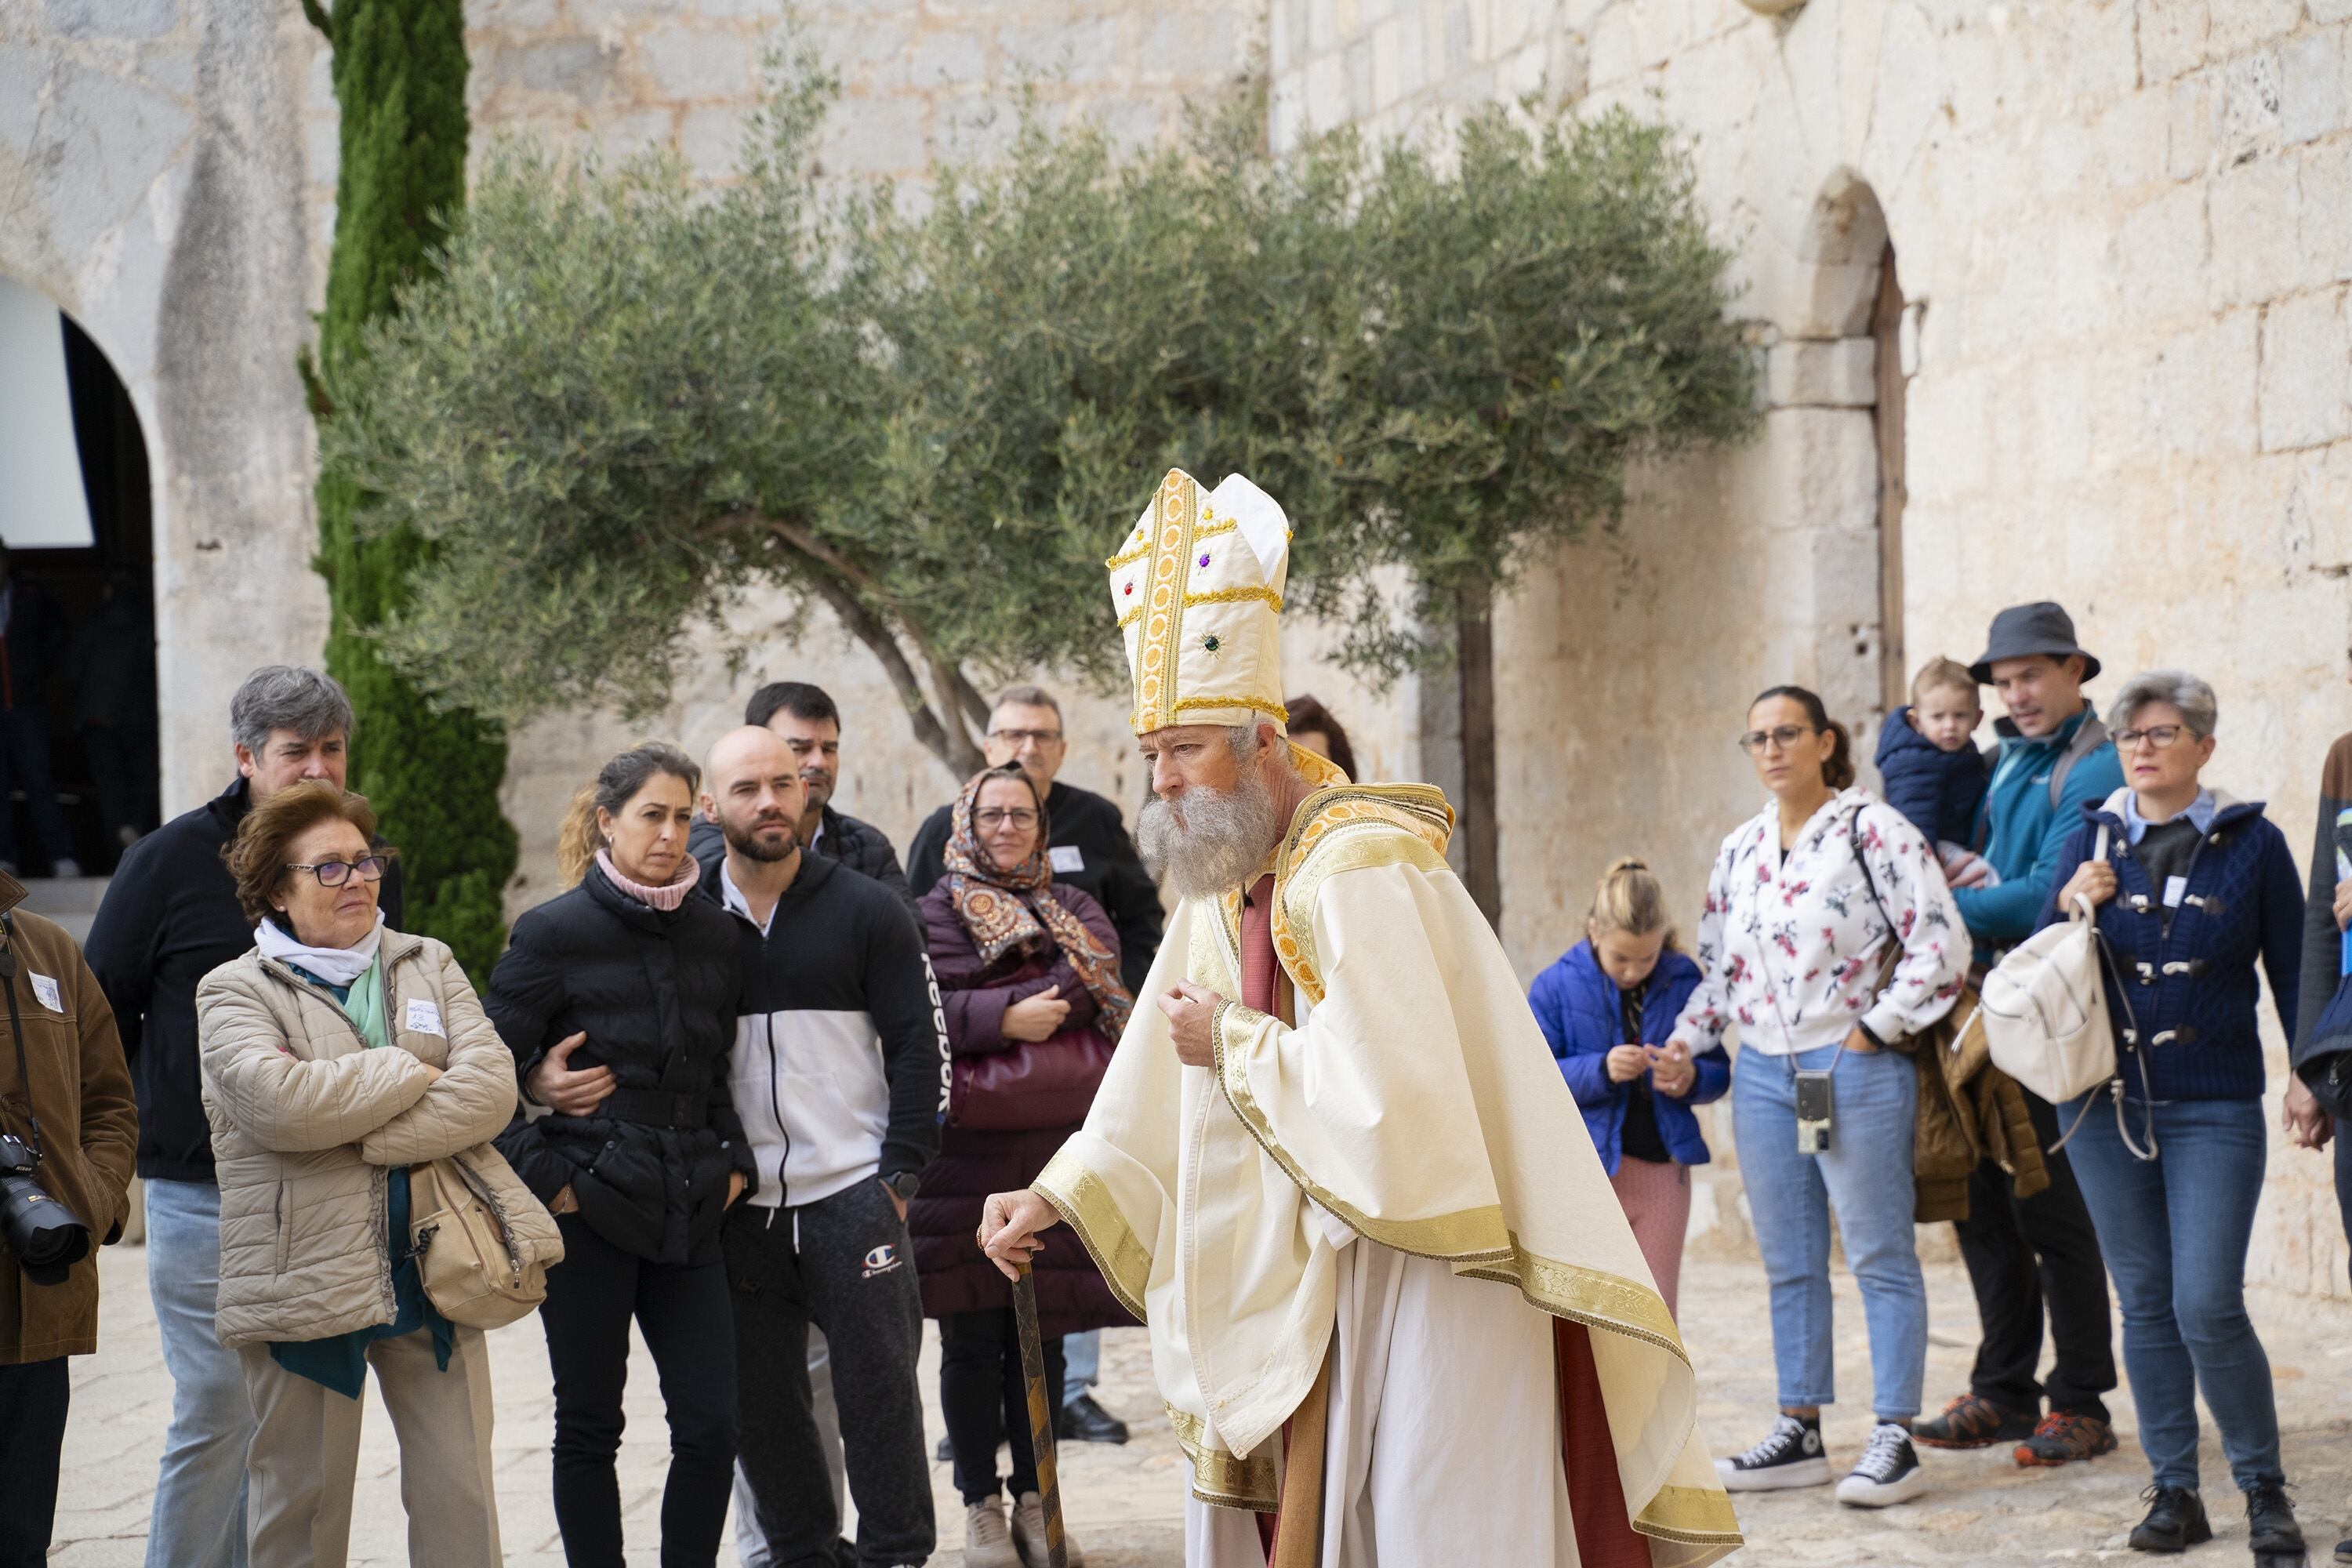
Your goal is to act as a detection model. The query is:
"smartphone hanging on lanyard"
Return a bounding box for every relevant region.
[1795,1068,1835,1153]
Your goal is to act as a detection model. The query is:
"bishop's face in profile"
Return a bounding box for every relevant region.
[1134,719,1293,901]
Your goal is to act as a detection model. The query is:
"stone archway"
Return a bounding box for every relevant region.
[0,274,162,872]
[1777,169,1900,746]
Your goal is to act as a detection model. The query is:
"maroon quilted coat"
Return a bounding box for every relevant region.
[910,882,1130,1338]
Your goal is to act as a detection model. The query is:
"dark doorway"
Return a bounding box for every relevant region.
[7,314,161,873]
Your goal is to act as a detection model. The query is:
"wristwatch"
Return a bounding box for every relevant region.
[882,1170,922,1203]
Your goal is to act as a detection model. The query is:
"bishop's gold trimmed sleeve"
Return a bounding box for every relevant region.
[1034,1133,1156,1322]
[1210,862,1514,1263]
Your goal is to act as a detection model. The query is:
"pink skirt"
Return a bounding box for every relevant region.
[1607,1156,1692,1321]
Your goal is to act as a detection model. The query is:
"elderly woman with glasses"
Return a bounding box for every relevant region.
[2038,670,2307,1559]
[195,781,551,1568]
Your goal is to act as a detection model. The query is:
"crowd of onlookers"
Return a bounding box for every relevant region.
[1535,598,2348,1561]
[9,598,2352,1566]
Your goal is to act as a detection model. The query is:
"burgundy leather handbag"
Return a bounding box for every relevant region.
[949,1024,1114,1131]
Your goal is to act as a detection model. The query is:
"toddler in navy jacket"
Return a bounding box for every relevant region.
[1877,656,1992,869]
[1527,858,1727,1319]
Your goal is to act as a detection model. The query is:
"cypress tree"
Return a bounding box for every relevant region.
[304,0,514,979]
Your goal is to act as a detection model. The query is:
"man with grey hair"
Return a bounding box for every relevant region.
[85,665,402,1568]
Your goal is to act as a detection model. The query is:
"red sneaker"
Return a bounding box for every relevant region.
[2013,1410,2118,1467]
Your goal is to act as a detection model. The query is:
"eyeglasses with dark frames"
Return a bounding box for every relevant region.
[2114,724,2190,751]
[285,854,394,888]
[1737,724,1817,754]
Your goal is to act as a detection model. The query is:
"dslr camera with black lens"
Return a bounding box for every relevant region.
[0,1129,89,1287]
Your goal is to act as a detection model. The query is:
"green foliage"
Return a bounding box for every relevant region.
[310,0,514,980]
[323,52,1757,775]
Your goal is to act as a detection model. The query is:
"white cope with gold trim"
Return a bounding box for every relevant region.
[1033,771,1741,1566]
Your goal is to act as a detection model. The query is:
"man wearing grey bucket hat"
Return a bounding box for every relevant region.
[1912,601,2123,1470]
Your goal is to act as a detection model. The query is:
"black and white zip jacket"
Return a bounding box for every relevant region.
[696,842,947,1208]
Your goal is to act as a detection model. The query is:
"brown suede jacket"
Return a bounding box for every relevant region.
[1911,990,2049,1222]
[0,873,139,1363]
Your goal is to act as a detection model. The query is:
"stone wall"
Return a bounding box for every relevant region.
[1272,0,2352,1290]
[2,0,328,808]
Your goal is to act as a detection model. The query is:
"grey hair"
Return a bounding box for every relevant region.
[993,684,1063,720]
[2107,669,2219,739]
[1226,720,1294,771]
[230,666,355,757]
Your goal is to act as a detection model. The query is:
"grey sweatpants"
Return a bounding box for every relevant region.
[724,1179,933,1568]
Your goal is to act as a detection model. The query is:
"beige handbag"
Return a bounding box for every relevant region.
[1976,824,2122,1108]
[408,1153,557,1330]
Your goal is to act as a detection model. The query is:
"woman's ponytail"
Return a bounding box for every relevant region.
[1821,720,1856,790]
[555,784,602,890]
[1588,855,1679,951]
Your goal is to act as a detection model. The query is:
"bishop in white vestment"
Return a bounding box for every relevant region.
[981,469,1740,1568]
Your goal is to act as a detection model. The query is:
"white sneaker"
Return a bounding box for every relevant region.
[1835,1421,1927,1507]
[53,858,81,879]
[1715,1413,1831,1491]
[965,1497,1020,1568]
[1012,1490,1083,1568]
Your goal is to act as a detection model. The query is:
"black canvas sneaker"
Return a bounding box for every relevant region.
[1715,1414,1832,1492]
[1835,1421,1928,1508]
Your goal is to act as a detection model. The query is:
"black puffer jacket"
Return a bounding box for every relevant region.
[488,862,753,1266]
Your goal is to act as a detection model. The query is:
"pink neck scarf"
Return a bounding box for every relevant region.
[596,848,701,911]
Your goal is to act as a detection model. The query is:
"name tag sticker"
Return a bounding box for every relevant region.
[2163,876,2187,909]
[1049,845,1085,874]
[405,999,445,1036]
[29,974,61,1013]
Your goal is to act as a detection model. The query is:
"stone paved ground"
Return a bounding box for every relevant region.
[53,1250,2352,1565]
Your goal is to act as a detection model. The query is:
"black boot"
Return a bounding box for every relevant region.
[2129,1485,2212,1552]
[2245,1483,2304,1556]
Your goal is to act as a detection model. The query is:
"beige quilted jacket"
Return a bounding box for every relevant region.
[198,927,556,1348]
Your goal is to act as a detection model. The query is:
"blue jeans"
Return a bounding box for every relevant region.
[1733,1044,1927,1421]
[2060,1094,2281,1491]
[1062,1328,1100,1406]
[143,1178,251,1568]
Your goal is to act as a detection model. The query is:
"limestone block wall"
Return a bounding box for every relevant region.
[2,0,330,810]
[1274,0,2352,1292]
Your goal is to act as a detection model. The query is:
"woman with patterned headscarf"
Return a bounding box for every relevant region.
[909,763,1131,1568]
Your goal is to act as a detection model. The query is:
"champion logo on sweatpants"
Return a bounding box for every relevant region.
[862,1243,905,1279]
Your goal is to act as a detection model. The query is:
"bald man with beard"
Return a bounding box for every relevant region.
[698,726,946,1568]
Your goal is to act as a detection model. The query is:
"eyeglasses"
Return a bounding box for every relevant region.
[2114,724,2190,751]
[987,728,1063,746]
[1737,724,1817,754]
[973,809,1040,831]
[285,854,393,888]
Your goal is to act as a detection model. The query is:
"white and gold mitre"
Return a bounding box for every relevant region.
[1106,468,1291,737]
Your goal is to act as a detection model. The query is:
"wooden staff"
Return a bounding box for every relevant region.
[1012,1261,1070,1568]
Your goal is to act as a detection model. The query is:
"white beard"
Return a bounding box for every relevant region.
[1138,771,1283,900]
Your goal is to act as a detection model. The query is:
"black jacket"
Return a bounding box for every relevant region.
[687,802,919,928]
[909,779,1164,993]
[487,862,754,1266]
[696,848,945,1207]
[85,778,405,1181]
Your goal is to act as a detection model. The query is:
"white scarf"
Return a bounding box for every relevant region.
[256,910,384,988]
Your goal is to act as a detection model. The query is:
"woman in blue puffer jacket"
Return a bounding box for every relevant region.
[1527,857,1729,1319]
[2036,670,2304,1558]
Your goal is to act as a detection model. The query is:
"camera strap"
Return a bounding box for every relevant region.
[0,912,41,1161]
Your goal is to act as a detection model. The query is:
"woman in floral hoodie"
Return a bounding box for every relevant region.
[1672,685,1967,1512]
